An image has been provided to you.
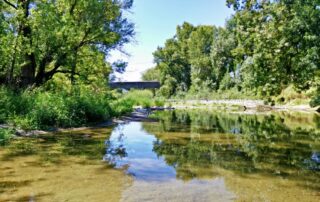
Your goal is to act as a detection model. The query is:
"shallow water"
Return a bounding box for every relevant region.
[0,110,319,201]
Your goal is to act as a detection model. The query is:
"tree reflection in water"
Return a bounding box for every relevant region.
[144,110,320,185]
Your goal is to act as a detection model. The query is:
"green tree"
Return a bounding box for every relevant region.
[188,25,216,90]
[0,0,134,88]
[228,0,320,96]
[142,67,160,81]
[153,22,195,96]
[211,19,237,90]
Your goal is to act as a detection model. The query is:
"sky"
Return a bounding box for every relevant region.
[110,0,234,81]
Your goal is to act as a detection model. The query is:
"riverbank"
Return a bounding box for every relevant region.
[0,108,161,139]
[1,110,319,201]
[167,99,320,113]
[1,100,318,141]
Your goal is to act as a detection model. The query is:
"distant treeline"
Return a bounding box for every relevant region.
[143,0,319,106]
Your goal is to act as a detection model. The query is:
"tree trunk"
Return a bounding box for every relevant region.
[71,50,78,85]
[19,0,37,87]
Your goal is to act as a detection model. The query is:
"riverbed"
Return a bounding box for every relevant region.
[0,110,319,201]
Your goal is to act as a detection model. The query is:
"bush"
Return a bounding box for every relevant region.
[310,95,320,108]
[111,98,135,116]
[0,87,14,123]
[0,86,129,130]
[120,90,157,108]
[275,85,310,105]
[0,87,166,131]
[0,128,14,145]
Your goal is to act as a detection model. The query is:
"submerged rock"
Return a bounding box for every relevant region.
[311,152,320,164]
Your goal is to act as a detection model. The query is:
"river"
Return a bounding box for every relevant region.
[0,110,319,201]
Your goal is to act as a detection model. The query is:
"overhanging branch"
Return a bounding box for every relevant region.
[2,0,17,9]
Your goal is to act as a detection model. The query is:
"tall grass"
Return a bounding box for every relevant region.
[0,87,165,131]
[0,86,126,130]
[0,128,14,145]
[173,87,259,100]
[110,90,165,116]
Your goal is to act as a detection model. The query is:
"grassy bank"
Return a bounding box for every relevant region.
[0,87,163,133]
[0,128,14,145]
[0,87,114,130]
[0,87,165,134]
[165,85,320,109]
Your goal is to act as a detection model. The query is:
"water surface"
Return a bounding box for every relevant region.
[0,110,319,201]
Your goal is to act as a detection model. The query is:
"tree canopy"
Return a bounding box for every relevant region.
[0,0,134,88]
[144,0,320,103]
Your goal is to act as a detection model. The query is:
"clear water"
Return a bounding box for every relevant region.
[0,110,319,201]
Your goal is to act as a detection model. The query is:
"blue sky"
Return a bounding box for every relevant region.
[110,0,234,81]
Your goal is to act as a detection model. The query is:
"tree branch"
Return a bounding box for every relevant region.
[69,0,78,15]
[56,70,80,75]
[3,0,17,9]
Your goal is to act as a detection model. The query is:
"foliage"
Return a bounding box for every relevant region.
[0,86,131,130]
[152,22,195,96]
[113,90,165,113]
[310,96,320,108]
[145,110,320,180]
[0,128,14,145]
[229,0,320,94]
[142,67,160,81]
[274,85,309,105]
[0,0,134,87]
[146,1,320,105]
[310,87,320,108]
[188,26,216,90]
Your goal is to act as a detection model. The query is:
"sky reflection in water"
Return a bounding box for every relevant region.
[104,122,177,181]
[103,110,320,201]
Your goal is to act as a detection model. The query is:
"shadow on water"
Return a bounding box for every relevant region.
[0,180,32,194]
[1,129,109,163]
[0,127,133,202]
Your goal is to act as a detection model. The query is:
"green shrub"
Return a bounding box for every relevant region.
[0,87,14,123]
[154,98,165,107]
[111,98,135,116]
[0,128,14,145]
[310,95,320,108]
[0,86,128,130]
[120,90,160,107]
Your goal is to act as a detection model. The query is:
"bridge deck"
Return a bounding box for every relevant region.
[109,81,160,90]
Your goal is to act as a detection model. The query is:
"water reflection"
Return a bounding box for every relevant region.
[0,128,132,202]
[145,110,320,178]
[104,110,320,201]
[0,110,319,201]
[104,122,177,181]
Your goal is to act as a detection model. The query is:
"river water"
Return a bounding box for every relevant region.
[0,110,319,201]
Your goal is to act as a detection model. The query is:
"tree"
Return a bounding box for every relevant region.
[153,22,195,96]
[227,0,320,95]
[142,67,160,81]
[188,25,216,90]
[211,18,237,90]
[0,0,134,88]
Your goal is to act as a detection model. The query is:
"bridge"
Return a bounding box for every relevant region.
[109,81,160,90]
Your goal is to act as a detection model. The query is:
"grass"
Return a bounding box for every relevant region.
[0,128,14,145]
[172,87,260,100]
[0,86,132,130]
[169,85,318,108]
[273,85,311,105]
[115,90,164,108]
[0,87,165,132]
